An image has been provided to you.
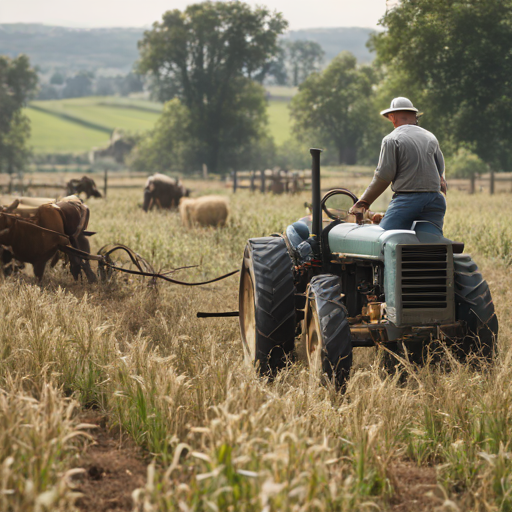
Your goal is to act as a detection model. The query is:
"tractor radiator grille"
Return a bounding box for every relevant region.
[400,245,448,309]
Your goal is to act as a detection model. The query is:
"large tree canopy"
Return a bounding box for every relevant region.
[290,52,378,165]
[137,1,287,172]
[0,55,37,174]
[370,0,512,171]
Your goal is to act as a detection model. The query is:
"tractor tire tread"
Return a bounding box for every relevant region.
[309,274,352,389]
[454,254,498,360]
[246,237,296,374]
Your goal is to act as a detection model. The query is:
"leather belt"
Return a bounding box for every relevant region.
[393,191,438,198]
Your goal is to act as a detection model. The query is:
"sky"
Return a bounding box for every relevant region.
[0,0,389,30]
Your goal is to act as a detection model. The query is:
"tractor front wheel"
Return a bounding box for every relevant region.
[299,274,352,390]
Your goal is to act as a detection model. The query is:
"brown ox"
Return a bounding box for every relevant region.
[142,173,190,211]
[66,176,102,199]
[0,196,97,282]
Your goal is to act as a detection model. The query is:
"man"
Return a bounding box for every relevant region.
[349,97,447,232]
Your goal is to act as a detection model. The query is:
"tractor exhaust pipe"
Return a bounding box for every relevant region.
[310,148,323,240]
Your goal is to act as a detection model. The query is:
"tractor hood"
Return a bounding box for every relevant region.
[328,222,458,327]
[328,223,419,259]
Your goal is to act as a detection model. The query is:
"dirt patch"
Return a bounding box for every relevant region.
[388,460,441,511]
[74,415,148,512]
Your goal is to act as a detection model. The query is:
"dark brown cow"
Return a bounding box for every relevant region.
[142,173,190,211]
[66,176,102,199]
[0,196,97,282]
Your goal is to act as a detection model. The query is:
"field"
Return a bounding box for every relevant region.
[267,100,292,145]
[25,107,112,153]
[25,97,163,153]
[1,175,512,511]
[24,94,294,153]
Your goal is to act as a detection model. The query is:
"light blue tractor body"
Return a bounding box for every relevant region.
[328,223,457,328]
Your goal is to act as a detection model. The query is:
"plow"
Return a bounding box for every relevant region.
[0,197,239,286]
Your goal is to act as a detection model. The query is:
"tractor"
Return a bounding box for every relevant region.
[239,149,499,388]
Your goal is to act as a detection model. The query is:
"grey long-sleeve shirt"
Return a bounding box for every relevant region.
[375,125,445,192]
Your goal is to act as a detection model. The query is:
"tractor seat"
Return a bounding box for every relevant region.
[411,221,464,253]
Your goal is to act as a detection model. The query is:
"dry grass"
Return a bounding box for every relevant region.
[0,176,511,511]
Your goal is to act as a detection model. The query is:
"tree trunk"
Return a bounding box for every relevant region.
[338,146,357,165]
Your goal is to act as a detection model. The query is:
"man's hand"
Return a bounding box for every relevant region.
[440,176,447,195]
[348,200,370,225]
[348,200,370,216]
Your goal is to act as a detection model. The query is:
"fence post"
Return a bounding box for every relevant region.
[490,170,495,195]
[232,170,237,193]
[202,163,208,180]
[250,171,255,192]
[260,169,266,193]
[292,172,299,194]
[104,169,108,198]
[470,173,475,194]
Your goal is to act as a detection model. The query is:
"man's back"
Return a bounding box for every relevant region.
[376,125,444,192]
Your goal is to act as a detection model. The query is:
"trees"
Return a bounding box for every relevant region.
[0,55,37,174]
[370,0,512,171]
[137,1,287,173]
[131,81,272,173]
[447,148,488,179]
[282,40,325,87]
[62,71,93,98]
[129,99,195,173]
[257,40,325,86]
[290,52,378,165]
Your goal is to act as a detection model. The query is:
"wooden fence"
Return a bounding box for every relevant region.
[2,169,512,198]
[0,170,149,198]
[447,172,512,194]
[228,169,311,194]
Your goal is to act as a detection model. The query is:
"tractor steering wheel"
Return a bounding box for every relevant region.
[321,188,358,221]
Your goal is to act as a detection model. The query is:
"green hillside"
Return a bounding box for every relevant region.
[25,97,162,153]
[25,95,293,153]
[30,96,162,132]
[25,108,110,153]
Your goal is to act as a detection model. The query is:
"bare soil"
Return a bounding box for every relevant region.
[72,415,452,511]
[74,415,148,512]
[388,461,442,511]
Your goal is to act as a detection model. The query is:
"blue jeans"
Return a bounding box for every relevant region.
[379,192,446,233]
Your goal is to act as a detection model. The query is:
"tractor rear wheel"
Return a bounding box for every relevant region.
[453,254,498,362]
[299,274,352,390]
[239,237,296,376]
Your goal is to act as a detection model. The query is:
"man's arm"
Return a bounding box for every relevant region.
[350,138,394,213]
[434,146,447,195]
[351,174,391,211]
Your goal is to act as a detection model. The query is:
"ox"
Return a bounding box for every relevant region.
[143,173,190,211]
[66,176,102,199]
[0,196,97,282]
